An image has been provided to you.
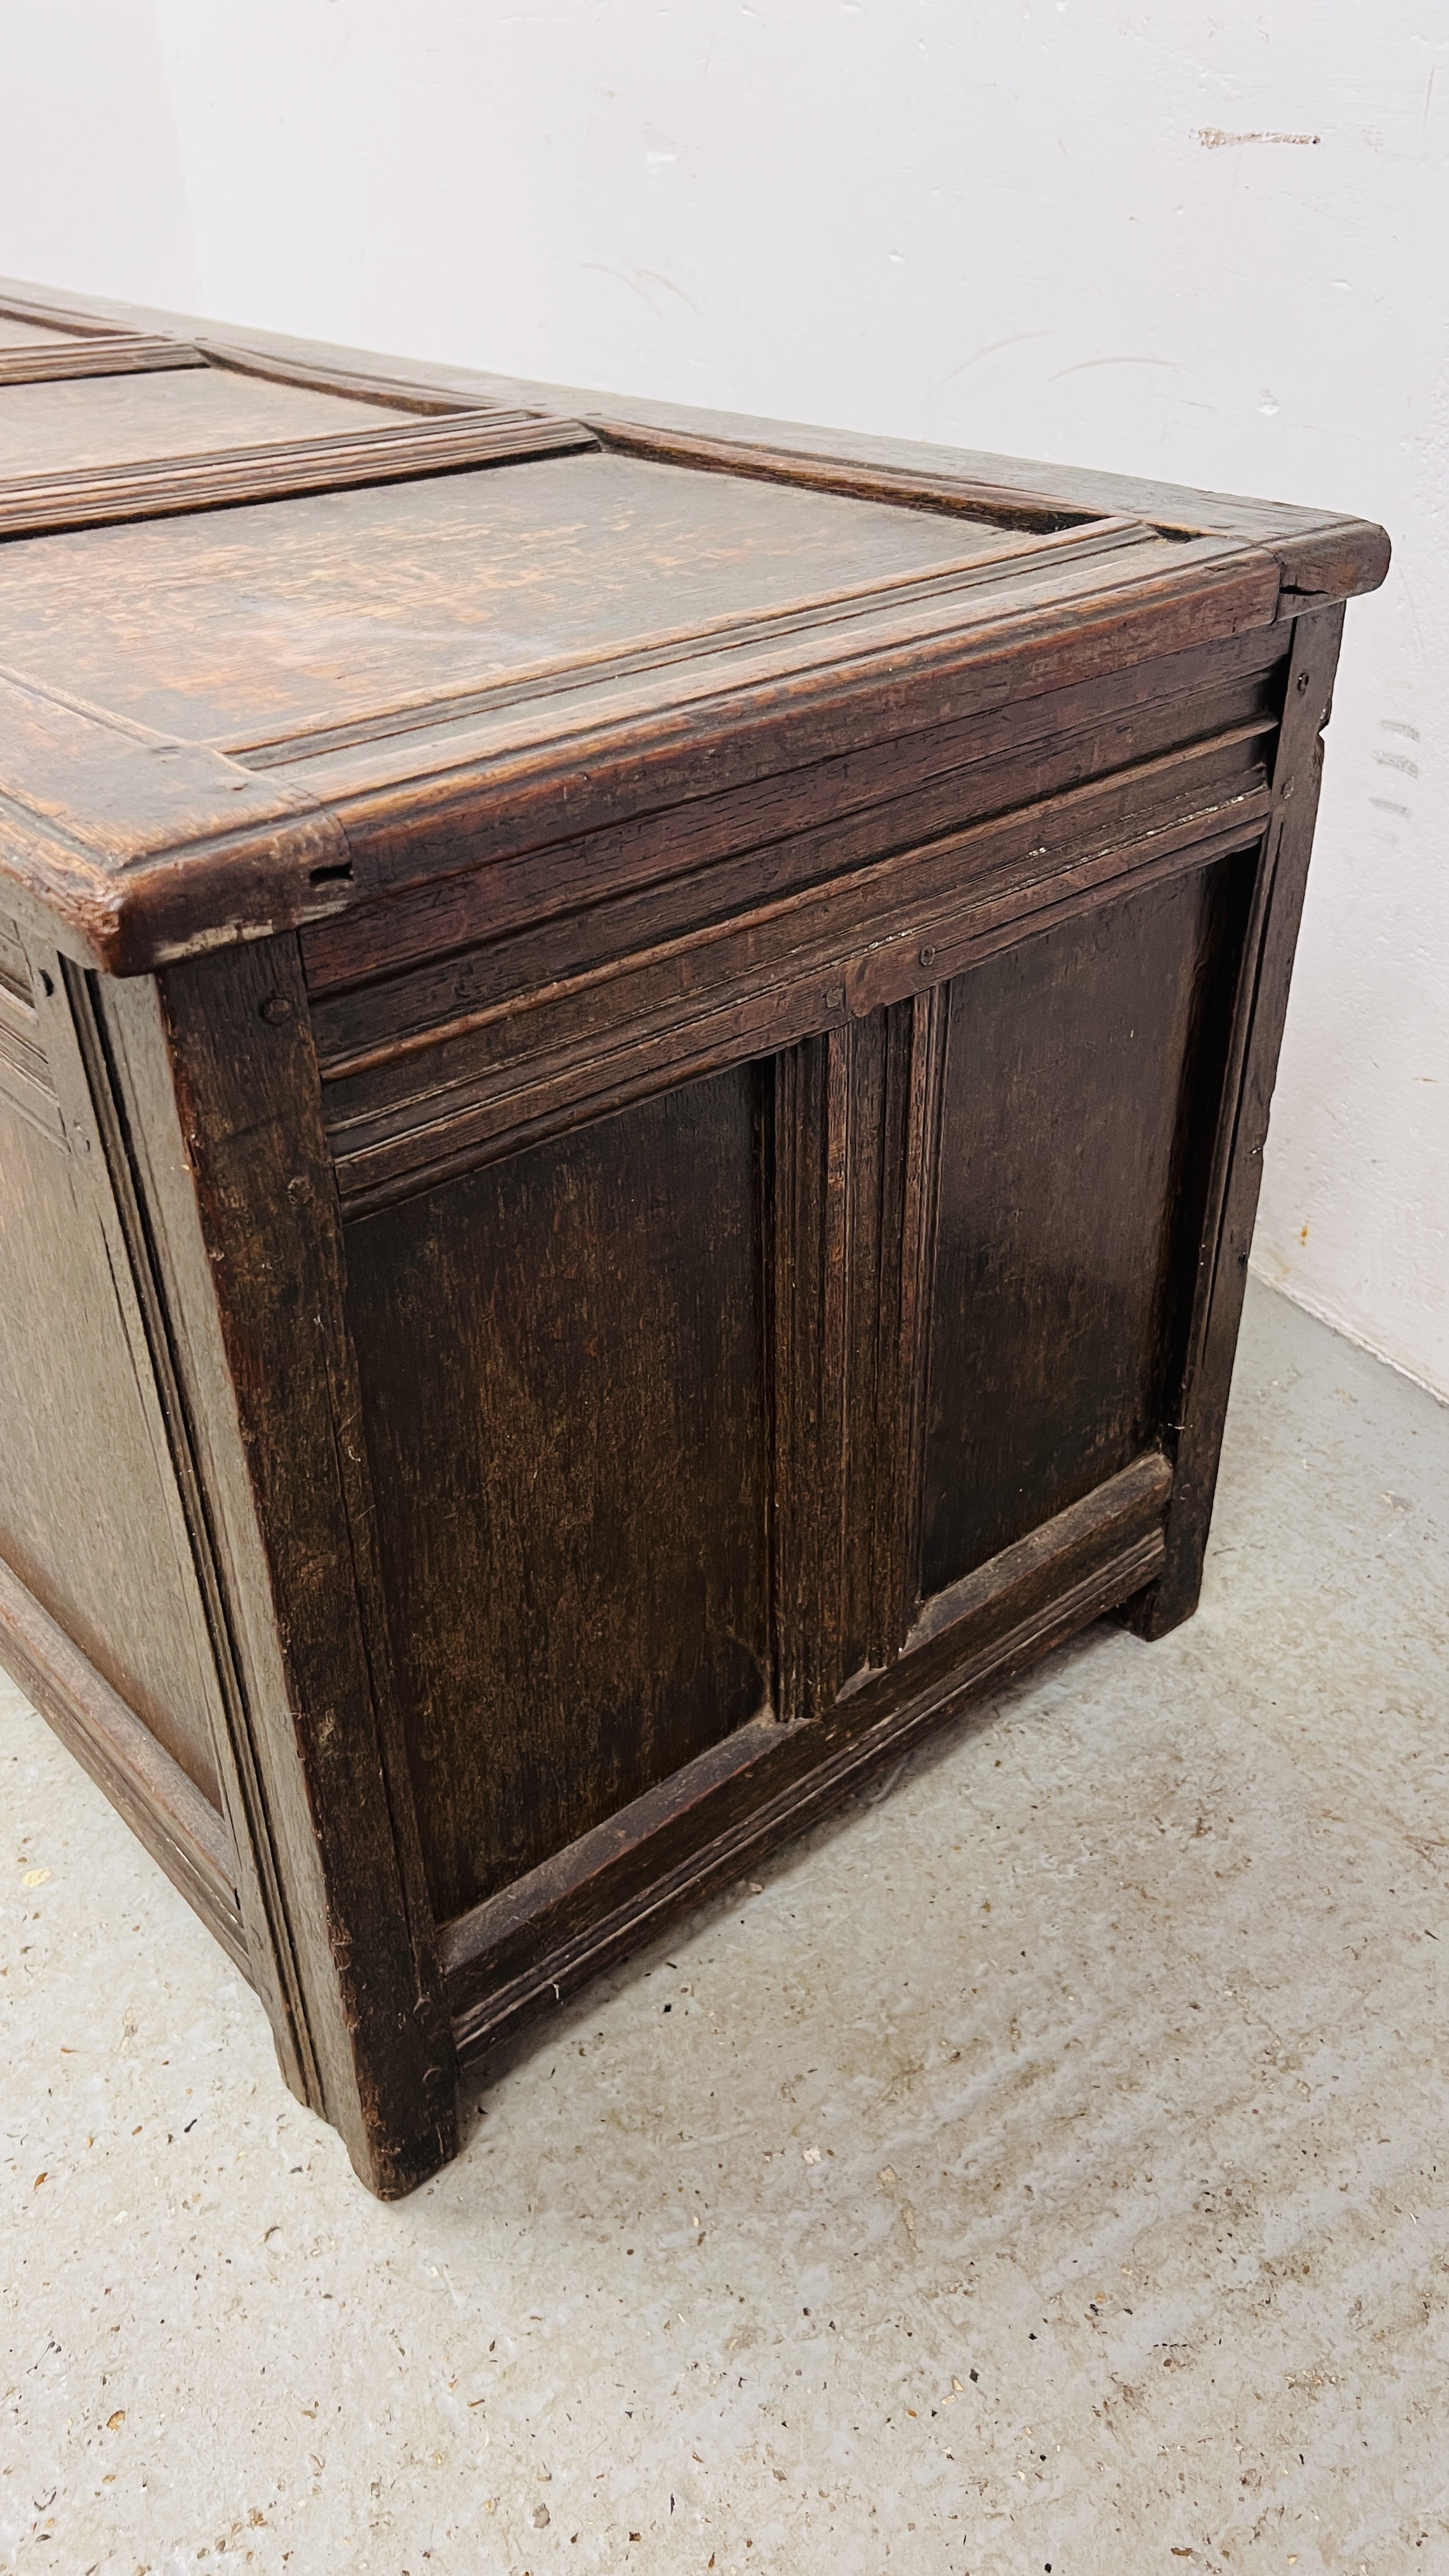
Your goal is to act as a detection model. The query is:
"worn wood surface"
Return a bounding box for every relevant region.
[346,1063,770,1923]
[0,298,1353,980]
[0,291,203,387]
[921,852,1255,1599]
[0,1547,245,1971]
[0,365,417,477]
[116,939,457,2195]
[0,288,177,341]
[315,728,1274,1214]
[0,291,1388,2192]
[592,415,1101,530]
[302,621,1287,990]
[1124,604,1350,1638]
[0,341,204,388]
[0,408,596,542]
[443,1450,1172,2055]
[0,951,226,1804]
[0,453,1051,739]
[0,268,1393,593]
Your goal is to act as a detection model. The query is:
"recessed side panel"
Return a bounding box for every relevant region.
[345,1064,771,1926]
[0,1075,223,1807]
[920,850,1257,1604]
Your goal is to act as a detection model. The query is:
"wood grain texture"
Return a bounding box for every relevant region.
[879,986,951,1659]
[1,316,96,347]
[194,340,482,417]
[345,1065,771,1924]
[231,517,1147,773]
[0,972,64,1142]
[0,670,354,975]
[132,938,457,2194]
[251,537,1282,935]
[0,454,1072,748]
[587,417,1392,616]
[0,289,159,340]
[0,406,597,539]
[921,854,1255,1602]
[308,632,1285,1041]
[771,993,947,1712]
[770,1031,851,1721]
[0,340,205,387]
[592,415,1101,531]
[93,972,324,2115]
[1124,605,1349,1637]
[0,1549,245,1972]
[0,981,227,1807]
[58,956,337,2101]
[316,729,1273,1212]
[302,622,1289,994]
[0,907,33,1000]
[0,271,1389,597]
[0,364,417,478]
[443,1449,1170,2053]
[0,491,1282,969]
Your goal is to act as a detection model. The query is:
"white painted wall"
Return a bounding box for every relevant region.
[2,2,1446,1392]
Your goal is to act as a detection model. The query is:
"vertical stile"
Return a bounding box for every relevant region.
[770,985,949,1716]
[895,984,950,1641]
[770,1028,852,1721]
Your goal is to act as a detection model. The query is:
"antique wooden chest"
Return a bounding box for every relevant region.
[0,282,1388,2193]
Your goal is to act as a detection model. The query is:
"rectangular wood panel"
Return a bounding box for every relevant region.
[0,452,1019,748]
[0,365,419,477]
[920,850,1256,1603]
[0,317,85,348]
[0,1090,224,1805]
[345,1064,772,1924]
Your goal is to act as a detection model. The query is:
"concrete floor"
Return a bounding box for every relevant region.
[3,1276,1447,2576]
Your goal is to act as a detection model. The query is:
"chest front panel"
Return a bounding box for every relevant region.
[321,627,1280,1935]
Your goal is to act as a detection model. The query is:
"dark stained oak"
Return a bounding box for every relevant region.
[1122,604,1350,1639]
[0,284,1388,2191]
[346,1064,771,1924]
[0,454,1050,740]
[921,853,1254,1600]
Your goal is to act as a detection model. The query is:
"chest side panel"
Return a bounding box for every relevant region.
[0,976,223,1807]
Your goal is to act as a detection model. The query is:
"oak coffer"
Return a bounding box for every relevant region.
[0,281,1389,2194]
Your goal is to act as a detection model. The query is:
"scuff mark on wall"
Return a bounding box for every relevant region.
[1194,128,1321,148]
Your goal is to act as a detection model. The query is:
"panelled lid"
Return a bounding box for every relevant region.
[0,286,1390,975]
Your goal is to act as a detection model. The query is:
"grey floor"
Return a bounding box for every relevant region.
[3,1277,1447,2576]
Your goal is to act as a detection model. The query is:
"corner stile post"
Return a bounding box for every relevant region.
[1126,601,1349,1639]
[100,934,457,2196]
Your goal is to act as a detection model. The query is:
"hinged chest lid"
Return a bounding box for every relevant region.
[0,284,1388,976]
